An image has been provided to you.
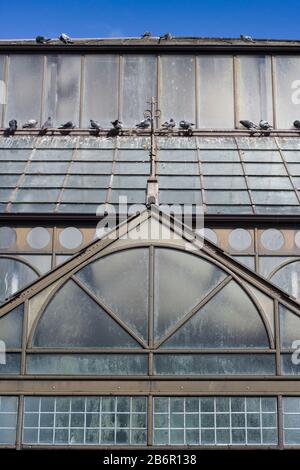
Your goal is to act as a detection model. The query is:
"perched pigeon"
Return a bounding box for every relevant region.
[22,119,38,128]
[240,120,258,130]
[162,118,176,130]
[142,32,152,38]
[5,119,17,136]
[35,35,51,44]
[90,119,102,130]
[160,33,172,40]
[59,121,75,129]
[59,33,73,44]
[39,117,52,134]
[259,120,272,130]
[111,119,123,130]
[179,120,194,130]
[294,120,300,129]
[136,118,151,129]
[240,34,255,42]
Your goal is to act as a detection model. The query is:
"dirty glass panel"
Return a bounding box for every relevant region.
[281,354,300,375]
[0,175,19,188]
[248,177,293,190]
[21,175,65,188]
[116,150,149,161]
[70,162,113,174]
[75,149,114,161]
[82,55,118,128]
[161,280,269,349]
[0,354,21,375]
[160,56,195,123]
[244,163,287,176]
[283,397,300,444]
[109,189,146,204]
[202,163,243,175]
[33,280,140,348]
[271,261,300,299]
[0,227,16,249]
[252,191,298,205]
[122,55,157,127]
[157,162,199,175]
[61,189,107,204]
[205,191,250,205]
[0,396,18,444]
[279,305,300,349]
[154,354,275,375]
[159,190,201,205]
[15,189,60,203]
[0,149,32,160]
[158,150,198,162]
[154,248,227,341]
[76,249,149,341]
[232,256,255,271]
[44,55,81,127]
[198,55,234,128]
[0,258,38,303]
[203,176,246,189]
[112,175,148,189]
[200,150,239,161]
[0,304,23,347]
[159,176,201,189]
[274,56,300,129]
[23,396,147,445]
[157,136,197,149]
[27,354,147,375]
[241,151,281,162]
[27,161,69,174]
[6,55,43,125]
[66,175,110,188]
[114,162,150,174]
[236,55,273,126]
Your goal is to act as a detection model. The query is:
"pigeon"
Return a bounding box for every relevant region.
[160,33,172,40]
[136,118,151,129]
[240,120,258,130]
[179,120,194,130]
[22,119,38,128]
[90,119,102,130]
[35,35,51,44]
[142,32,152,38]
[39,116,52,134]
[162,118,176,130]
[240,34,255,42]
[5,119,17,136]
[111,119,123,131]
[294,120,300,129]
[59,121,75,129]
[259,119,272,130]
[59,33,73,44]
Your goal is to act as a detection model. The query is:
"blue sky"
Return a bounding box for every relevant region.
[0,0,299,40]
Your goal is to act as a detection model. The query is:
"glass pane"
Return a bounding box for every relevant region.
[279,305,300,349]
[236,56,273,126]
[122,55,157,127]
[0,304,23,347]
[154,248,227,341]
[283,397,300,444]
[271,261,300,299]
[0,354,21,374]
[76,248,149,341]
[82,55,118,128]
[59,227,83,249]
[281,354,300,375]
[275,56,300,129]
[229,228,252,250]
[154,354,275,375]
[205,190,250,205]
[45,55,81,127]
[0,396,18,444]
[27,354,147,375]
[198,55,234,128]
[248,177,293,190]
[0,227,16,249]
[0,55,5,127]
[160,56,195,123]
[0,258,38,303]
[161,280,269,349]
[33,280,141,348]
[204,176,246,190]
[6,55,43,125]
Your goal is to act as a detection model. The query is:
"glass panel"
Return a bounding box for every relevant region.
[283,397,300,444]
[59,227,83,249]
[23,396,147,445]
[44,55,81,127]
[61,189,107,204]
[248,177,293,190]
[159,190,201,205]
[27,227,51,249]
[70,162,113,174]
[281,354,300,375]
[82,55,118,128]
[205,191,250,205]
[160,56,195,123]
[33,280,140,348]
[157,162,199,175]
[0,227,16,249]
[259,256,291,278]
[0,304,23,347]
[161,280,269,349]
[232,256,255,271]
[200,150,239,161]
[202,163,243,175]
[159,176,201,189]
[204,176,246,190]
[198,55,234,128]
[27,354,147,375]
[159,149,198,161]
[0,149,32,160]
[275,56,300,129]
[241,151,281,162]
[21,175,65,188]
[244,163,287,176]
[154,354,275,375]
[67,175,110,188]
[236,56,273,126]
[253,191,298,205]
[15,189,60,203]
[6,55,43,125]
[229,228,252,250]
[279,305,300,349]
[271,261,300,299]
[122,55,157,127]
[0,258,37,303]
[0,55,5,127]
[0,353,21,374]
[154,248,227,341]
[75,149,114,161]
[76,249,149,341]
[153,396,277,446]
[0,396,18,444]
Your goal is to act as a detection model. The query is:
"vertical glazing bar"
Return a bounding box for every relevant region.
[21,300,29,375]
[254,227,259,274]
[79,55,86,128]
[271,55,277,130]
[196,137,207,213]
[1,55,9,127]
[234,136,256,214]
[147,395,153,446]
[149,245,154,350]
[16,395,24,450]
[52,226,57,270]
[156,56,161,128]
[233,55,239,129]
[118,55,123,122]
[106,140,118,205]
[55,136,79,213]
[195,55,199,129]
[277,395,284,449]
[274,137,300,204]
[39,55,47,126]
[274,299,282,376]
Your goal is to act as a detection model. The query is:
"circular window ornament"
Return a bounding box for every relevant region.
[260,229,284,251]
[228,229,252,251]
[197,228,218,245]
[0,227,16,249]
[27,227,51,250]
[59,227,83,250]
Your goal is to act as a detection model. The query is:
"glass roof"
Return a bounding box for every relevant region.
[1,135,300,214]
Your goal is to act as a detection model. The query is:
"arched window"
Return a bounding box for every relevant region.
[0,257,38,303]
